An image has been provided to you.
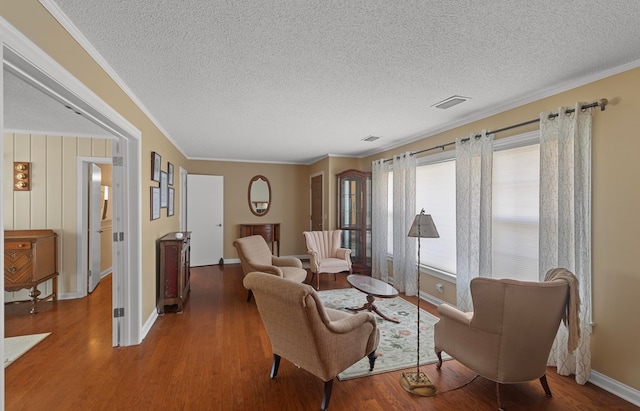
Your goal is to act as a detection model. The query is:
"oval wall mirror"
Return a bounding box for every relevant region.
[248,175,271,216]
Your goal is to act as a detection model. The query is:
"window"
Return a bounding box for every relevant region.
[492,142,539,281]
[386,130,540,282]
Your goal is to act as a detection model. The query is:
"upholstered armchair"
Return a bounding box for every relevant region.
[303,230,352,290]
[243,271,379,411]
[233,235,307,301]
[434,276,571,410]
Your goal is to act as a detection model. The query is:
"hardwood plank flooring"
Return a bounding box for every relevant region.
[5,265,637,410]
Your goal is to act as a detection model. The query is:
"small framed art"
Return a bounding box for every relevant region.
[160,171,168,208]
[151,186,160,220]
[151,152,161,182]
[168,187,175,216]
[168,162,174,186]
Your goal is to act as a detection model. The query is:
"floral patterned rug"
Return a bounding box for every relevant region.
[317,287,450,380]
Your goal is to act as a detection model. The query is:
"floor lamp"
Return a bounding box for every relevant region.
[401,209,439,396]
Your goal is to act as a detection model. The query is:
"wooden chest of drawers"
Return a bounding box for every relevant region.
[4,229,58,314]
[239,223,280,256]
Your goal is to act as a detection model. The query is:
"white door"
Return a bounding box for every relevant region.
[187,174,224,266]
[88,163,102,293]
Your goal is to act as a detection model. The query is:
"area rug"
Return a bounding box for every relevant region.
[4,333,51,368]
[317,288,449,380]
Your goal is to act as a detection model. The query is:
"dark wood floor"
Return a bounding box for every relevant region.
[5,264,637,410]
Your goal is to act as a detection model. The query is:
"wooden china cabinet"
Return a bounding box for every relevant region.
[337,169,372,276]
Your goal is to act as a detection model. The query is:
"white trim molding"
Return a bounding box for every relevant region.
[589,371,640,408]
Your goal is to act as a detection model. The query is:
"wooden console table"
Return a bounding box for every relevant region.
[4,229,59,314]
[239,223,280,256]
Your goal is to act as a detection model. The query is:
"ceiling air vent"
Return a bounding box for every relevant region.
[432,95,470,109]
[362,135,381,142]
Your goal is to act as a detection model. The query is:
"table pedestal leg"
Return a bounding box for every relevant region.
[347,294,399,323]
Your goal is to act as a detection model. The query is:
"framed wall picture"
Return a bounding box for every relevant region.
[151,151,161,182]
[160,171,168,208]
[168,187,175,216]
[151,186,160,220]
[168,162,174,186]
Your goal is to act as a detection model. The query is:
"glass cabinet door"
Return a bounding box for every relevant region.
[337,169,371,275]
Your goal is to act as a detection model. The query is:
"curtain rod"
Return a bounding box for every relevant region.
[382,98,608,162]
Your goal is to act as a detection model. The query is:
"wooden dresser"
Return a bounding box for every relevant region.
[239,223,280,256]
[4,229,59,314]
[157,232,191,314]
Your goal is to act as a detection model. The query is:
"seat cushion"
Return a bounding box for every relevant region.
[317,257,350,273]
[280,266,307,283]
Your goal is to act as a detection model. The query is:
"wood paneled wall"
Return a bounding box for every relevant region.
[3,132,112,301]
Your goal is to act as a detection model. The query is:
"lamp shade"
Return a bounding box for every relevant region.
[407,213,439,238]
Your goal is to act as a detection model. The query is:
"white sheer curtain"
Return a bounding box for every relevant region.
[456,131,494,312]
[371,159,390,283]
[539,104,592,385]
[392,153,417,295]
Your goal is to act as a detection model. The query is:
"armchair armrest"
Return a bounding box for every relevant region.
[335,247,352,260]
[249,264,284,277]
[324,310,375,334]
[437,303,473,326]
[272,255,303,268]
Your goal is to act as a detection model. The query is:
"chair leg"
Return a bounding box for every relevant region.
[496,382,505,411]
[435,350,443,370]
[368,350,378,371]
[321,379,334,411]
[270,354,281,379]
[539,374,553,397]
[246,289,253,302]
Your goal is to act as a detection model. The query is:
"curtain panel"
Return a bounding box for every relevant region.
[371,159,390,283]
[540,103,592,385]
[455,131,494,312]
[392,153,417,295]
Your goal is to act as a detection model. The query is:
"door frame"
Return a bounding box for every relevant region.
[1,16,143,360]
[77,157,113,298]
[309,171,324,230]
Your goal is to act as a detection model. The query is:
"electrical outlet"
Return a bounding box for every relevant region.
[435,283,444,293]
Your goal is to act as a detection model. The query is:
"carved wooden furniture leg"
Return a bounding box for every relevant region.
[246,289,253,302]
[29,286,41,314]
[367,351,378,371]
[348,294,400,323]
[321,379,333,411]
[270,354,281,378]
[436,350,443,369]
[539,374,552,397]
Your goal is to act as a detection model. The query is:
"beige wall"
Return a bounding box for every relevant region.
[3,0,639,393]
[1,0,189,328]
[3,133,111,300]
[186,160,312,258]
[359,68,640,390]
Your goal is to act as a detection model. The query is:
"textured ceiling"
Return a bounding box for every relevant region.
[15,1,640,163]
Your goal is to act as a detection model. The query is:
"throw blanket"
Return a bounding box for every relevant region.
[544,268,581,353]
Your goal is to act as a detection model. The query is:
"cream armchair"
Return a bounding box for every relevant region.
[303,230,352,290]
[243,271,379,411]
[233,235,307,301]
[434,276,571,410]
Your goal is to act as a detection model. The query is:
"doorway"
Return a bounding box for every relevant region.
[187,174,224,266]
[310,173,324,230]
[1,20,143,357]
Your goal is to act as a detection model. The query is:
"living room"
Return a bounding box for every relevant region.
[1,1,639,409]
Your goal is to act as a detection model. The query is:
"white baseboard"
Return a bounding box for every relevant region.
[589,370,640,407]
[140,309,158,342]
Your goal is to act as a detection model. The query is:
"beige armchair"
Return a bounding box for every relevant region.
[243,271,379,411]
[303,230,352,290]
[233,235,307,301]
[434,276,571,410]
